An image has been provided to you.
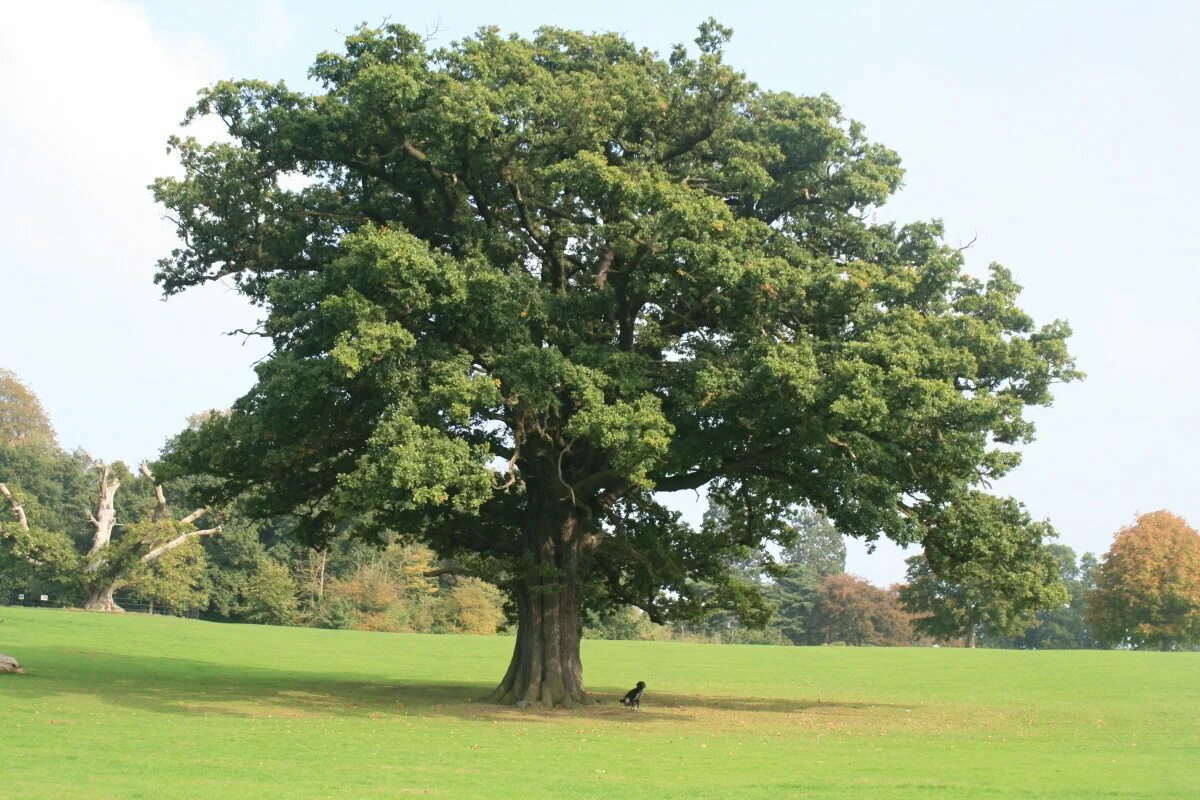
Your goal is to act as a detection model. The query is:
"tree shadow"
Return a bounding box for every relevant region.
[11,646,914,723]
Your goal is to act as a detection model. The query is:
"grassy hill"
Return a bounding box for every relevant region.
[0,607,1196,798]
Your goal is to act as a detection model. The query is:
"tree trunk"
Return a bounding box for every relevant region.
[487,499,597,708]
[87,465,120,556]
[83,583,123,612]
[965,626,977,648]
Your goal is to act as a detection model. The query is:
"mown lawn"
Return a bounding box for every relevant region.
[0,607,1196,799]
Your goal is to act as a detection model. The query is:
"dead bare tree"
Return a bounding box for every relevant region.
[79,463,221,611]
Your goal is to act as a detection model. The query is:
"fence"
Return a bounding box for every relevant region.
[3,591,200,617]
[4,592,67,609]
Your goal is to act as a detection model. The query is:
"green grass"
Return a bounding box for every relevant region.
[0,608,1197,799]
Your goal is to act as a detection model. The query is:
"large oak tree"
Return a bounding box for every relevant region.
[154,21,1077,705]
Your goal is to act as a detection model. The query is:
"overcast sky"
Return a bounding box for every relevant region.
[2,1,1197,586]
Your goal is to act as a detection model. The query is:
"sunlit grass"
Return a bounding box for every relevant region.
[0,607,1196,798]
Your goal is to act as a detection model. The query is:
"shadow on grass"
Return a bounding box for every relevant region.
[10,646,911,723]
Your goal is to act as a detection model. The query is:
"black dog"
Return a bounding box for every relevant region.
[620,681,646,709]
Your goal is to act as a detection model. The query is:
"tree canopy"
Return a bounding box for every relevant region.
[0,369,56,449]
[899,533,1068,648]
[154,20,1078,704]
[1088,511,1200,650]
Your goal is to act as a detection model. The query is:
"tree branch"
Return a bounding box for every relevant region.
[594,247,615,289]
[0,483,29,531]
[140,464,169,521]
[178,508,208,526]
[88,466,119,555]
[141,527,222,563]
[651,468,716,493]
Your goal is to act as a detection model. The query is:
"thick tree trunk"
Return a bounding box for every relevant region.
[487,498,597,708]
[83,583,123,612]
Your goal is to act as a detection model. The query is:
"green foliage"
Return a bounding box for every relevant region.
[583,605,656,640]
[900,507,1069,645]
[766,507,848,644]
[301,541,506,634]
[124,529,211,614]
[781,508,847,577]
[0,515,80,603]
[241,559,299,625]
[990,544,1098,649]
[447,577,506,635]
[154,21,1077,647]
[200,520,274,619]
[0,441,95,549]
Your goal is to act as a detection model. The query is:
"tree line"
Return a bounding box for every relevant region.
[4,368,1197,650]
[0,370,506,635]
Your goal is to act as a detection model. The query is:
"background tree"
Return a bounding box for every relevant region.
[1088,511,1200,650]
[807,574,914,646]
[1,462,221,611]
[899,506,1068,647]
[0,447,95,553]
[123,535,211,615]
[768,508,846,644]
[991,544,1098,649]
[449,577,508,634]
[74,463,221,611]
[240,559,300,625]
[154,21,1077,705]
[0,481,80,602]
[0,369,56,449]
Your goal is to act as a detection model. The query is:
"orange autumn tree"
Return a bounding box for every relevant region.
[1088,511,1200,650]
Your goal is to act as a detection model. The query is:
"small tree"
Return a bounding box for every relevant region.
[75,464,221,611]
[0,369,56,448]
[807,574,913,646]
[241,559,299,625]
[448,577,507,634]
[992,544,1098,649]
[899,514,1068,647]
[769,508,846,644]
[1088,511,1200,650]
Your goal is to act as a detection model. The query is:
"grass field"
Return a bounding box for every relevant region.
[0,608,1196,799]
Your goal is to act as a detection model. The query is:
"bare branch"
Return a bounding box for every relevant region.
[955,232,979,252]
[225,327,271,344]
[88,466,120,555]
[0,483,29,531]
[178,508,208,526]
[826,434,858,460]
[141,527,222,563]
[140,464,169,521]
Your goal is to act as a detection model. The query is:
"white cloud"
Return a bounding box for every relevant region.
[1,0,220,270]
[0,1,268,463]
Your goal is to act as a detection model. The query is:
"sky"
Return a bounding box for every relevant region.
[2,1,1198,586]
